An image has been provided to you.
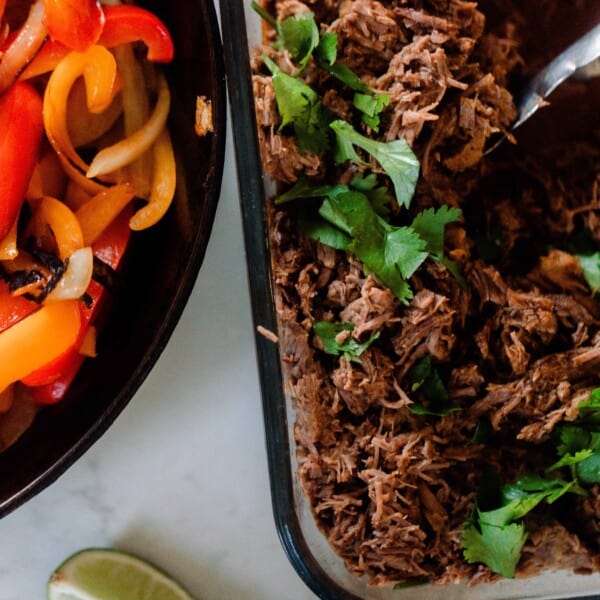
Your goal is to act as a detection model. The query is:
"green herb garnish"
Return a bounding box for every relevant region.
[330,119,420,208]
[313,321,379,363]
[263,56,331,154]
[462,474,572,578]
[462,388,600,577]
[406,356,460,416]
[251,3,319,68]
[576,252,600,294]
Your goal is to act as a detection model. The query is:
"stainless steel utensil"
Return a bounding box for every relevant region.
[514,22,600,128]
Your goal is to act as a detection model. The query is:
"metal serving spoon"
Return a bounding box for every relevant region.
[514,22,600,128]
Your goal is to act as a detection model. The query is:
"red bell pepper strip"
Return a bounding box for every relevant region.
[21,4,174,80]
[0,281,38,333]
[99,5,174,63]
[0,82,43,242]
[42,0,104,53]
[26,207,131,399]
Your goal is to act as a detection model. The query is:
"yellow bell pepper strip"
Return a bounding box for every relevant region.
[20,3,174,80]
[42,0,104,53]
[30,149,67,201]
[76,182,136,246]
[86,71,170,179]
[0,81,44,242]
[43,44,119,175]
[33,196,84,260]
[130,128,176,231]
[0,0,46,93]
[0,299,81,393]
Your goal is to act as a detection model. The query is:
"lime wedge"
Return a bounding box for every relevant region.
[47,548,194,600]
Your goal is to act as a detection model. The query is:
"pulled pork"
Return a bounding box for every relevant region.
[253,0,600,587]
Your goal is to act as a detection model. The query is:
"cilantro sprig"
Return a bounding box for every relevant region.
[251,3,319,68]
[313,321,379,363]
[276,178,461,303]
[263,56,330,154]
[462,388,600,578]
[462,474,572,578]
[330,120,420,209]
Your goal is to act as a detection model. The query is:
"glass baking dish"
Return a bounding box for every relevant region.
[219,1,600,598]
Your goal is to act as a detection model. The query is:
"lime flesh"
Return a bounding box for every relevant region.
[47,548,194,600]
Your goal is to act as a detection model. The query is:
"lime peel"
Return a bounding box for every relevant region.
[47,548,194,600]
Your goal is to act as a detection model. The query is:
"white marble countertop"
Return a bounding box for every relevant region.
[0,125,317,599]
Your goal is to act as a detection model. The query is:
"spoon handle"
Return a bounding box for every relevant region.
[515,22,600,128]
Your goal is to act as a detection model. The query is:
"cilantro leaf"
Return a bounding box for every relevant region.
[411,205,465,286]
[313,321,379,363]
[263,56,330,155]
[576,453,600,485]
[577,252,600,294]
[279,12,319,67]
[462,472,575,577]
[575,389,600,427]
[547,449,594,473]
[462,519,527,579]
[353,92,390,132]
[252,3,319,68]
[349,173,393,216]
[275,176,342,205]
[330,120,420,208]
[406,356,460,417]
[298,209,350,250]
[314,31,337,65]
[319,190,427,302]
[314,33,372,93]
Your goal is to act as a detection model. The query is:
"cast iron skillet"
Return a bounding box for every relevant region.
[0,0,226,517]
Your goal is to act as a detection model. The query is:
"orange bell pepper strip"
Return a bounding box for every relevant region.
[24,207,131,394]
[76,183,136,246]
[0,82,44,242]
[21,4,174,80]
[21,280,100,387]
[42,0,104,53]
[0,299,81,393]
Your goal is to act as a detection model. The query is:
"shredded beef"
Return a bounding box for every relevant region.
[253,0,600,588]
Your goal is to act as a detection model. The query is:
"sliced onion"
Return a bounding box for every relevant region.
[0,0,46,93]
[47,246,93,301]
[86,71,170,179]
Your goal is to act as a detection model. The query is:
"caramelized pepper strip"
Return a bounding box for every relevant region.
[130,128,176,230]
[0,82,44,241]
[21,4,174,80]
[0,300,81,393]
[42,0,104,52]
